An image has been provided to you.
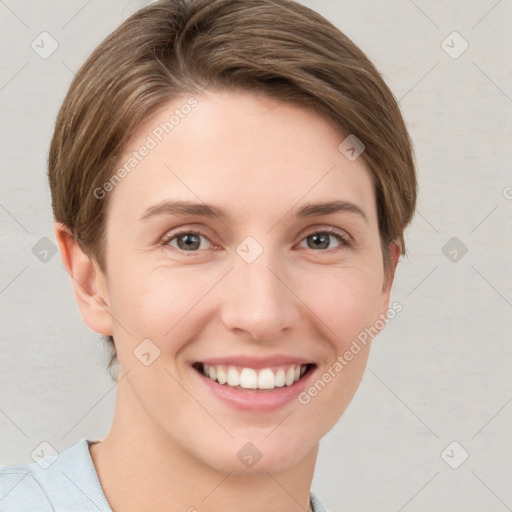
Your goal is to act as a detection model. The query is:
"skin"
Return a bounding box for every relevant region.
[56,90,399,512]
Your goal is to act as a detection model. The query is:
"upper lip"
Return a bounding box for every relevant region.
[195,355,315,369]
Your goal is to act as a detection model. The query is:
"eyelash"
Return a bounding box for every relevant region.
[160,228,352,255]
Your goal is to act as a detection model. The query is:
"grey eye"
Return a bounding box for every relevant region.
[169,232,210,251]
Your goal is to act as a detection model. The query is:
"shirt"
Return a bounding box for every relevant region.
[0,439,328,511]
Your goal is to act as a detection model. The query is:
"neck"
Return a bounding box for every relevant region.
[89,378,318,512]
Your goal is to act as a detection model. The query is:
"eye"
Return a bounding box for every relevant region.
[299,228,351,253]
[161,228,351,254]
[163,231,213,252]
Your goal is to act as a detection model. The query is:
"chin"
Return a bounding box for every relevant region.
[188,431,317,476]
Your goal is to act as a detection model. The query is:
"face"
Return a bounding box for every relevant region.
[96,90,396,474]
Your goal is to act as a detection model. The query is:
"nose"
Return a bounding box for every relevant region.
[218,249,301,342]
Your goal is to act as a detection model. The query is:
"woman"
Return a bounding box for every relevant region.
[0,0,416,510]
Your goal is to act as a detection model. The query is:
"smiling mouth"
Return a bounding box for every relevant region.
[193,362,315,391]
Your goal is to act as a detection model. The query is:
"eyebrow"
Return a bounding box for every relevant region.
[140,199,368,223]
[296,200,367,223]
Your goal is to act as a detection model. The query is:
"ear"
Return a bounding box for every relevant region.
[379,240,401,313]
[54,222,113,336]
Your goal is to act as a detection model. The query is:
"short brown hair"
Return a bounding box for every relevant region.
[48,0,417,378]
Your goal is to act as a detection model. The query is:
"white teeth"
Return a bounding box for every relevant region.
[257,368,275,389]
[239,368,258,389]
[274,369,285,387]
[285,367,295,386]
[199,363,309,390]
[216,367,227,384]
[227,367,240,386]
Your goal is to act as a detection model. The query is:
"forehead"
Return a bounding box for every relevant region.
[107,90,377,226]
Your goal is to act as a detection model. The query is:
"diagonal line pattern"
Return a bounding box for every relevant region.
[265,410,295,438]
[200,472,232,502]
[164,368,233,438]
[61,370,131,439]
[61,0,93,29]
[470,205,499,232]
[416,210,439,233]
[0,0,29,28]
[472,470,512,511]
[398,472,439,511]
[0,266,29,295]
[398,62,439,104]
[406,265,438,297]
[0,203,29,232]
[369,368,439,438]
[0,472,29,504]
[0,62,29,93]
[472,61,512,103]
[0,408,29,438]
[471,0,503,29]
[266,472,310,511]
[62,471,106,511]
[472,394,512,438]
[61,60,77,76]
[471,265,512,308]
[407,0,439,28]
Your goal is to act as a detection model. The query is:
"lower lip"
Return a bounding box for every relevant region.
[196,367,315,411]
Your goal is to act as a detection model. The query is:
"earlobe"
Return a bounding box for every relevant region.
[54,222,113,336]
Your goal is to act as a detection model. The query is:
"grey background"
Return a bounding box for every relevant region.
[1,0,511,510]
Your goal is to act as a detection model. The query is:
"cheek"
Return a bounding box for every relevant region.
[299,266,385,347]
[107,264,216,345]
[295,270,382,430]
